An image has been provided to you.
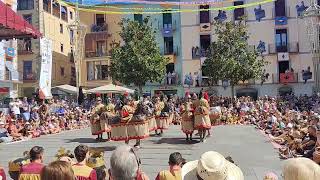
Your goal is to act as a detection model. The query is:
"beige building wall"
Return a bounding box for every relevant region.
[180,0,315,96]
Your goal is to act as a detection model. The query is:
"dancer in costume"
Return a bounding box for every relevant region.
[194,92,211,142]
[154,96,165,135]
[181,93,194,141]
[90,97,105,141]
[100,98,115,141]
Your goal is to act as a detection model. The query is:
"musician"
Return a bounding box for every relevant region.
[91,97,105,141]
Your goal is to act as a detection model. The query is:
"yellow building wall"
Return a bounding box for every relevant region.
[79,10,122,88]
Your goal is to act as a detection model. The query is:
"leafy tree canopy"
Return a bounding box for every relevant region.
[203,20,266,87]
[110,17,168,92]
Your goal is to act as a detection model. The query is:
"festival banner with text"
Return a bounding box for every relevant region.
[39,38,53,99]
[0,44,5,81]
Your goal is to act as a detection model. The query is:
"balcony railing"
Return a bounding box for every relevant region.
[163,46,179,56]
[85,50,109,58]
[192,47,209,59]
[272,72,298,84]
[91,23,108,33]
[18,42,33,55]
[269,42,299,54]
[23,72,37,82]
[3,70,22,82]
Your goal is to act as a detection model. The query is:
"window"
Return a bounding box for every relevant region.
[70,11,73,19]
[23,38,32,52]
[234,1,245,20]
[163,11,172,27]
[87,61,109,80]
[60,67,65,76]
[61,6,68,21]
[60,24,63,33]
[70,30,74,44]
[199,5,210,23]
[134,14,143,24]
[17,0,34,10]
[71,67,76,77]
[275,0,286,17]
[200,35,211,56]
[276,29,288,52]
[60,43,64,52]
[23,61,32,80]
[43,0,51,12]
[96,14,105,27]
[23,14,32,24]
[96,41,107,56]
[164,37,174,55]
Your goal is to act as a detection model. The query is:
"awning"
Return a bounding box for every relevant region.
[88,84,135,94]
[52,84,88,94]
[0,1,41,40]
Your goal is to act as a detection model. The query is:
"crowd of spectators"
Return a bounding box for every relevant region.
[0,97,90,144]
[0,144,319,180]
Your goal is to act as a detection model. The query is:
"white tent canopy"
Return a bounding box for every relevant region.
[52,84,81,94]
[88,84,135,94]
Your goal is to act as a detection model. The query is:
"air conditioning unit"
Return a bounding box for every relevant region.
[200,23,211,32]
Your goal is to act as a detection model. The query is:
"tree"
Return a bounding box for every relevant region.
[110,17,168,95]
[202,19,266,96]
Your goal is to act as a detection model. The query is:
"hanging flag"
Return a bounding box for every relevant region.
[0,44,5,81]
[39,38,53,99]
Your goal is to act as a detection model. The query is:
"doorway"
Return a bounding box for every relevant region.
[278,61,289,73]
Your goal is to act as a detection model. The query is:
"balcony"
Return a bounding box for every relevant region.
[85,50,109,58]
[3,70,22,82]
[85,31,110,58]
[192,47,209,59]
[269,42,299,54]
[161,21,177,37]
[271,72,298,84]
[163,47,179,63]
[18,41,33,55]
[23,72,37,82]
[91,23,108,33]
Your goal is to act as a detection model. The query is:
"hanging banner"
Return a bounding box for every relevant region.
[0,44,5,81]
[39,38,53,99]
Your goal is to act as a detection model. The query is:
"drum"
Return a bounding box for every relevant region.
[147,116,157,132]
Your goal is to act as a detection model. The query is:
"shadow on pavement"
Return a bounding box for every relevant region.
[89,146,117,152]
[65,138,98,144]
[153,138,199,145]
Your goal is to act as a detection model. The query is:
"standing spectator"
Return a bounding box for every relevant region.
[21,97,31,122]
[19,146,45,180]
[155,152,182,180]
[40,161,75,180]
[72,145,97,180]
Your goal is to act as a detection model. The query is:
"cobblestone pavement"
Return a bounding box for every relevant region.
[0,125,283,179]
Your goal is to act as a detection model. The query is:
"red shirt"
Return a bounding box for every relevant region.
[0,168,6,180]
[19,162,44,180]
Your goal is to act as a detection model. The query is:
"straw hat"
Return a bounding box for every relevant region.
[182,151,244,180]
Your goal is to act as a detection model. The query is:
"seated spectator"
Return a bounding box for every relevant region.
[155,152,182,180]
[19,146,45,180]
[181,151,244,180]
[109,145,149,180]
[0,121,13,143]
[40,161,75,180]
[282,157,320,180]
[72,145,97,180]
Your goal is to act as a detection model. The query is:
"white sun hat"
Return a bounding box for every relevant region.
[182,151,244,180]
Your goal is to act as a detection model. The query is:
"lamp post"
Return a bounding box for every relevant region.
[302,0,320,92]
[68,0,86,101]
